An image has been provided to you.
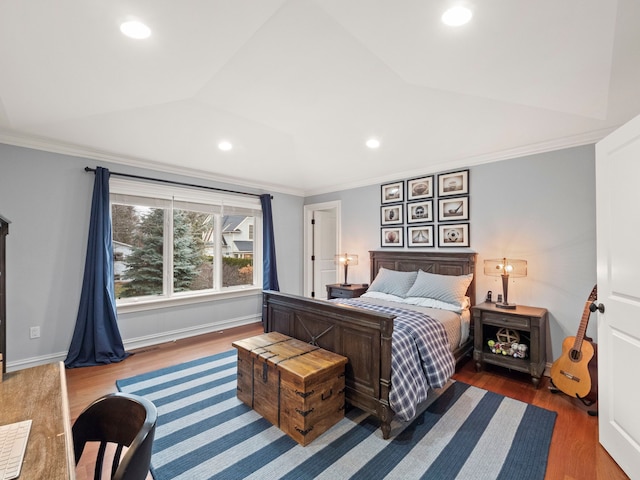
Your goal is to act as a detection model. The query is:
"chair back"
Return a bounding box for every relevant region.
[73,392,157,480]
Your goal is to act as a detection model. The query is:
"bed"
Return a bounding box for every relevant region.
[262,250,476,439]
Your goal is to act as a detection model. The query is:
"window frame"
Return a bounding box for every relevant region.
[110,178,263,313]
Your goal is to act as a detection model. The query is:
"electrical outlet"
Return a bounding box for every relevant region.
[29,326,40,339]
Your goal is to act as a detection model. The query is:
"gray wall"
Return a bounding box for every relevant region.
[0,143,304,369]
[306,144,597,363]
[0,141,595,369]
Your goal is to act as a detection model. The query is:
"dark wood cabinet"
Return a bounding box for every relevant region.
[326,283,368,299]
[0,215,9,374]
[472,302,547,388]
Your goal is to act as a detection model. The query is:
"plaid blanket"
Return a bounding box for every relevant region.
[332,298,455,421]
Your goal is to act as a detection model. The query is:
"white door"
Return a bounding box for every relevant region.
[313,209,338,299]
[303,202,340,299]
[596,114,640,480]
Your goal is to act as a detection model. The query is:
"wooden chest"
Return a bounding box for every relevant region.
[232,332,348,446]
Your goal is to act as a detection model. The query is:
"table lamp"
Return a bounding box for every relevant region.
[484,257,527,309]
[335,253,358,286]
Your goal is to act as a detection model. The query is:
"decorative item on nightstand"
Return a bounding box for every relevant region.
[335,253,358,286]
[484,257,527,309]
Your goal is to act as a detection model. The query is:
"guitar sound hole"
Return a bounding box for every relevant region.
[569,349,582,361]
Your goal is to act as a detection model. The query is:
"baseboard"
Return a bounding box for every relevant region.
[122,314,260,351]
[6,351,66,372]
[6,314,260,372]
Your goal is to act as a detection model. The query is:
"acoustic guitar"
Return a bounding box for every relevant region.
[550,286,598,404]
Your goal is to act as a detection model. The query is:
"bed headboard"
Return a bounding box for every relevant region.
[369,250,477,306]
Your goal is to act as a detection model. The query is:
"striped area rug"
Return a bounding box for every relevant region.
[116,350,556,480]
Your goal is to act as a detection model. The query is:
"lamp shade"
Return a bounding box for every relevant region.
[483,258,527,309]
[483,258,527,278]
[335,253,358,266]
[335,253,358,286]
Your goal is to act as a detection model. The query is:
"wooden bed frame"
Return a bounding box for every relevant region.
[262,250,477,438]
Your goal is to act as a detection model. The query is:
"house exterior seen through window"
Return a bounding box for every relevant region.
[110,178,262,307]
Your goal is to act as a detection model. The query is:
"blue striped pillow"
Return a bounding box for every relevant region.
[368,267,418,298]
[405,270,473,307]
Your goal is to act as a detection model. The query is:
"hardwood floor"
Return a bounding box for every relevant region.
[65,323,629,480]
[454,361,628,480]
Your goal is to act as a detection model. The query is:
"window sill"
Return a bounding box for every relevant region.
[116,286,262,314]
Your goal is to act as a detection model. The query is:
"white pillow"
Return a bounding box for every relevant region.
[404,270,473,307]
[404,296,470,313]
[367,267,418,298]
[361,291,406,303]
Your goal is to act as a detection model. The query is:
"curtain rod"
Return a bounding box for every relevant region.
[85,167,271,199]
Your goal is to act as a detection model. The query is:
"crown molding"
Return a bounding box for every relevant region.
[0,128,305,197]
[1,126,616,198]
[303,126,616,196]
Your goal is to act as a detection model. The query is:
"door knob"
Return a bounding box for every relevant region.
[589,302,605,314]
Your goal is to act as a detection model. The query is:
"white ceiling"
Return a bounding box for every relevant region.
[1,0,639,196]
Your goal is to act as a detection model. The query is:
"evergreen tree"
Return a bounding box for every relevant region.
[121,208,164,297]
[181,211,213,290]
[172,210,206,292]
[120,208,209,297]
[112,204,138,245]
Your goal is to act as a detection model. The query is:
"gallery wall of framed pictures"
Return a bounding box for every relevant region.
[380,169,470,248]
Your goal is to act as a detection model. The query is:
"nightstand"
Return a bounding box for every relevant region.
[326,283,368,300]
[472,302,548,388]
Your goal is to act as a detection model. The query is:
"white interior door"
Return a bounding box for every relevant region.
[313,209,338,299]
[303,201,340,299]
[596,114,640,480]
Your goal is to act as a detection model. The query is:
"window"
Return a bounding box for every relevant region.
[110,178,262,309]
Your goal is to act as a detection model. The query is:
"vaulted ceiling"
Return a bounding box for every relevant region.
[1,1,638,196]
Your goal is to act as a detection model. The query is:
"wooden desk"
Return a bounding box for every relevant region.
[0,362,75,479]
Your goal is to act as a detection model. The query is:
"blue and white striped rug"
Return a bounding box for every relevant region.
[116,350,556,480]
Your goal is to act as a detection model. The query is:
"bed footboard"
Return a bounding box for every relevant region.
[262,290,396,438]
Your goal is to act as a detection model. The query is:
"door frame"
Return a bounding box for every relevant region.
[303,201,341,298]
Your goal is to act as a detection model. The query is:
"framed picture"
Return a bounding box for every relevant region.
[407,225,434,247]
[438,170,469,197]
[438,197,469,222]
[381,181,404,204]
[438,223,470,247]
[407,175,433,201]
[381,227,404,247]
[381,204,403,225]
[407,200,433,223]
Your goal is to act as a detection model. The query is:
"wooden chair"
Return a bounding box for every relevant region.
[73,392,157,480]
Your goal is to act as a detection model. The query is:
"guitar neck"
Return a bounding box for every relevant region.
[572,302,591,351]
[572,286,597,352]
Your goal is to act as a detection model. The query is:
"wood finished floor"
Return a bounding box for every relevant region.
[65,322,629,480]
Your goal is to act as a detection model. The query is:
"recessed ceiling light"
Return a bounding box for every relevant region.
[218,141,233,151]
[441,6,472,26]
[120,20,151,39]
[366,138,381,149]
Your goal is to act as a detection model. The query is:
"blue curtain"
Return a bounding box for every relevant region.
[65,167,129,368]
[260,194,279,291]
